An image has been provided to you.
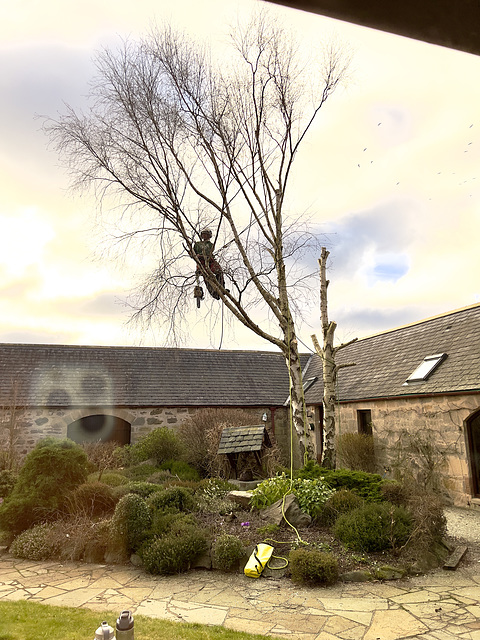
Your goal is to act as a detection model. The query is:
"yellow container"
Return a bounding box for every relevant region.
[244,543,274,578]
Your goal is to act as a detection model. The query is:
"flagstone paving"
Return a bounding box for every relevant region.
[0,553,479,639]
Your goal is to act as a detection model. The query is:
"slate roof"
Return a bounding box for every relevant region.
[304,303,480,404]
[0,344,309,408]
[217,425,270,454]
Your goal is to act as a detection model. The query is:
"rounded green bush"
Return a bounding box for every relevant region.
[0,438,89,534]
[67,481,116,517]
[150,512,197,537]
[88,471,129,487]
[212,534,245,572]
[128,427,184,466]
[10,523,59,560]
[334,502,413,552]
[140,526,208,574]
[113,481,164,500]
[289,548,339,585]
[147,486,196,514]
[319,489,365,525]
[111,493,152,553]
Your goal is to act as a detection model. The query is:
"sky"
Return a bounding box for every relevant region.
[0,0,479,353]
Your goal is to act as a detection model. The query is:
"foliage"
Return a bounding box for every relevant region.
[212,534,246,572]
[0,438,88,534]
[195,478,237,514]
[319,489,365,525]
[81,441,118,479]
[336,433,377,473]
[289,548,339,585]
[66,481,116,518]
[110,493,152,553]
[126,427,184,466]
[334,502,413,553]
[0,469,18,498]
[388,429,449,493]
[88,471,129,487]
[147,486,196,514]
[178,409,266,478]
[296,462,385,502]
[140,519,208,575]
[160,460,200,482]
[10,522,59,560]
[149,512,198,537]
[256,523,280,538]
[147,470,174,484]
[122,463,160,481]
[250,473,334,517]
[113,481,164,500]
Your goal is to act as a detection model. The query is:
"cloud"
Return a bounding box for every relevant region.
[334,305,426,335]
[323,199,415,282]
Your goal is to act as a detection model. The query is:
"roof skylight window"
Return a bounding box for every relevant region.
[303,377,317,392]
[406,353,447,383]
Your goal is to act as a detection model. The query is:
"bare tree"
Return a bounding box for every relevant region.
[311,247,356,468]
[45,14,349,458]
[0,380,23,470]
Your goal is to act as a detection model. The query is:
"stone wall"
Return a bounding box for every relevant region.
[331,393,480,506]
[2,404,297,466]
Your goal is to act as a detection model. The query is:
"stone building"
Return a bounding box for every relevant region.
[304,303,480,506]
[0,345,307,467]
[1,303,479,505]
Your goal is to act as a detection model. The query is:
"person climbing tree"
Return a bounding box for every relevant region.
[193,229,225,301]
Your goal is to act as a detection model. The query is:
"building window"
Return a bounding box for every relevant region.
[303,377,317,392]
[405,353,447,383]
[357,409,372,436]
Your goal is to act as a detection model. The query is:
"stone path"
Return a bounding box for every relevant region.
[1,553,480,639]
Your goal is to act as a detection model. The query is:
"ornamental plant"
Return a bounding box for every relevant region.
[250,473,334,517]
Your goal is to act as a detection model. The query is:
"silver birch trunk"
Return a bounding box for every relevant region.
[312,247,356,469]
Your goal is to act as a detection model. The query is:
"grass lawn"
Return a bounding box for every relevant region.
[0,601,268,640]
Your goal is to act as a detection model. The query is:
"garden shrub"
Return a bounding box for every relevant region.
[147,470,172,484]
[334,502,413,553]
[0,469,18,498]
[336,433,377,473]
[81,441,118,479]
[289,548,339,585]
[212,534,245,572]
[195,478,237,514]
[319,489,365,525]
[10,523,59,560]
[160,460,200,482]
[149,512,197,537]
[296,462,385,502]
[88,471,129,487]
[113,481,164,500]
[122,463,160,481]
[147,486,195,514]
[67,481,116,518]
[250,473,334,517]
[110,493,152,553]
[127,427,184,466]
[140,518,208,574]
[0,438,89,534]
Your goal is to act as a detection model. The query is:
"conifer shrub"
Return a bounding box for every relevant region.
[212,534,246,572]
[113,481,164,500]
[0,438,89,534]
[122,463,160,481]
[319,489,365,525]
[149,512,197,537]
[289,548,339,585]
[334,502,413,553]
[147,486,195,514]
[296,462,385,502]
[110,493,152,553]
[0,469,18,498]
[67,481,117,518]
